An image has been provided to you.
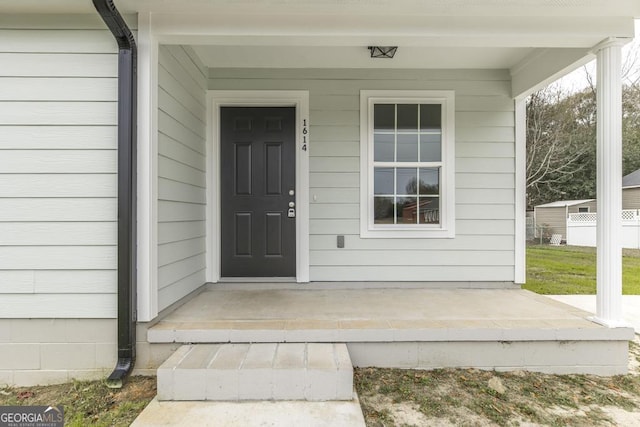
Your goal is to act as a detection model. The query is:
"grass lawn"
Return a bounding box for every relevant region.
[525,244,640,294]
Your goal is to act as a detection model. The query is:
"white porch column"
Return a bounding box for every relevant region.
[593,38,625,327]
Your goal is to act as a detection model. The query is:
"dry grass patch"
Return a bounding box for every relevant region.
[0,376,155,427]
[355,336,640,426]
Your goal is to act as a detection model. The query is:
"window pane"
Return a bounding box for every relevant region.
[397,197,418,224]
[374,167,394,195]
[397,134,418,162]
[420,133,441,162]
[418,168,439,195]
[420,104,441,131]
[418,197,440,224]
[396,168,418,195]
[397,104,418,132]
[374,104,395,131]
[374,133,394,162]
[374,197,395,224]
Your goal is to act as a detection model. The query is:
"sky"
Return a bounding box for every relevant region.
[554,19,640,92]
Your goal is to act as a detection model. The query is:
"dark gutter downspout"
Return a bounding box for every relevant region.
[92,0,137,388]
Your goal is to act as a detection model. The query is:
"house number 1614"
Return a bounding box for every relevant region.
[302,119,308,151]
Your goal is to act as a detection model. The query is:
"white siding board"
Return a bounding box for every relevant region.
[158,201,206,222]
[33,270,115,294]
[0,102,116,125]
[310,266,514,282]
[456,204,515,220]
[456,96,515,112]
[456,173,514,189]
[208,78,510,96]
[309,235,514,251]
[311,95,359,111]
[158,47,207,102]
[158,110,206,155]
[457,189,514,205]
[165,45,207,90]
[0,78,117,101]
[158,270,206,311]
[310,110,359,126]
[457,142,514,158]
[158,237,206,266]
[0,199,116,222]
[310,250,514,266]
[158,221,206,245]
[309,219,359,235]
[0,222,115,246]
[0,150,116,174]
[158,88,206,137]
[157,45,207,311]
[157,254,207,290]
[456,126,514,142]
[0,126,116,149]
[310,204,359,219]
[0,175,115,197]
[310,157,358,173]
[310,188,359,204]
[309,173,359,188]
[0,53,117,77]
[0,294,115,318]
[0,30,116,53]
[310,141,359,157]
[456,157,514,173]
[209,68,509,81]
[0,22,118,318]
[159,65,206,115]
[456,111,515,127]
[0,271,35,294]
[158,133,206,171]
[158,156,206,188]
[157,178,206,204]
[457,220,515,235]
[310,125,359,142]
[0,14,137,30]
[0,247,115,270]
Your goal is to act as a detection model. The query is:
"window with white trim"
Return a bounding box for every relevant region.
[360,91,455,238]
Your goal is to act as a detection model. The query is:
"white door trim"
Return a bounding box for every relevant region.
[206,90,310,283]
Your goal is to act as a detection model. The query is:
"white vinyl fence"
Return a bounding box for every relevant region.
[566,210,640,248]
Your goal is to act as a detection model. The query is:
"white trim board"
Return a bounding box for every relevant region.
[206,90,310,283]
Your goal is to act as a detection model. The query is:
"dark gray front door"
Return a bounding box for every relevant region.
[220,107,296,277]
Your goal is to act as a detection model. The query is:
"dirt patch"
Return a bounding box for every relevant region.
[355,335,640,426]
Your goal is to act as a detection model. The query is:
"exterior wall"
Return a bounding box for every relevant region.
[567,200,597,214]
[623,187,640,210]
[208,69,516,281]
[157,45,208,311]
[534,206,567,239]
[0,15,129,318]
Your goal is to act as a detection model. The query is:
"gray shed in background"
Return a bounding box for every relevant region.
[623,169,640,210]
[534,199,597,241]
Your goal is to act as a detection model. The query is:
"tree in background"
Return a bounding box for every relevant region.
[526,42,640,210]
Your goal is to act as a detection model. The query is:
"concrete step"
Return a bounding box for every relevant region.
[157,343,353,402]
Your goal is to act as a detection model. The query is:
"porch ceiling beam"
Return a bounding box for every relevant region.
[510,48,594,99]
[150,14,634,49]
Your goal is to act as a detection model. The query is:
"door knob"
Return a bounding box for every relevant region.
[289,201,295,208]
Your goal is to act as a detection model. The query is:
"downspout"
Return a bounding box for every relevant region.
[92,0,138,388]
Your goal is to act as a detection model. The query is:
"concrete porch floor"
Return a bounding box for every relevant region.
[148,286,633,344]
[145,285,636,375]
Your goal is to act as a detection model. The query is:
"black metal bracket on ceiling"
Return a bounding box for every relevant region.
[92,0,138,389]
[368,46,398,58]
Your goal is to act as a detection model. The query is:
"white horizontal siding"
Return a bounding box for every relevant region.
[209,68,516,282]
[0,18,124,318]
[157,45,208,311]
